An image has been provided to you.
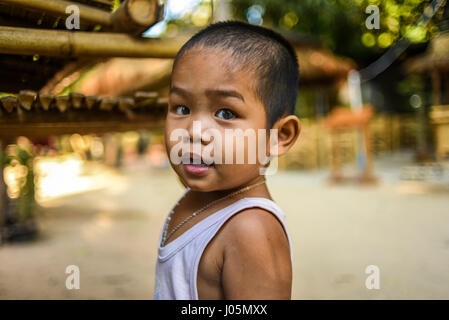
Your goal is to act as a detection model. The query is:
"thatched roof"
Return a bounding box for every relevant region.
[293,45,355,85]
[406,31,449,73]
[284,30,356,84]
[67,34,355,97]
[73,58,173,97]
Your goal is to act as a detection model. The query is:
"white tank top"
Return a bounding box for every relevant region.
[153,190,293,300]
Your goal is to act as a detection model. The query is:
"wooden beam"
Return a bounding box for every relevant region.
[0,120,165,138]
[111,0,163,35]
[1,0,163,34]
[0,0,111,27]
[0,26,184,58]
[0,92,168,138]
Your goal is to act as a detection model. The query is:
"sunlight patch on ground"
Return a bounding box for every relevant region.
[35,154,127,205]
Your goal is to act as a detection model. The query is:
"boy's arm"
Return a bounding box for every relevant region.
[220,208,292,300]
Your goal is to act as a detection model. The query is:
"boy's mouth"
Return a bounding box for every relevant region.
[182,152,215,175]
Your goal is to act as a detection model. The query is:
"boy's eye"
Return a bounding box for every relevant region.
[215,108,236,120]
[173,105,190,115]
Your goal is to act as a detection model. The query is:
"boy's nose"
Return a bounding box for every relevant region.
[186,117,215,145]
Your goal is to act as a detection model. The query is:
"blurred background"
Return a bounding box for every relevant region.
[0,0,449,299]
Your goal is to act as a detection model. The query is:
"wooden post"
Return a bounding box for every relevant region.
[325,106,376,184]
[445,71,449,104]
[330,131,342,182]
[432,68,441,106]
[362,124,375,182]
[0,140,6,244]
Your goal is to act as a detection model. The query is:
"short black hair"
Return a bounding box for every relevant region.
[173,21,300,127]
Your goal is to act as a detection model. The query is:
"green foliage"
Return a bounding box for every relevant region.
[232,0,440,63]
[359,0,439,46]
[111,0,122,12]
[3,143,36,223]
[397,74,426,96]
[16,158,36,223]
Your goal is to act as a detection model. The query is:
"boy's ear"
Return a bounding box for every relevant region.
[271,115,301,157]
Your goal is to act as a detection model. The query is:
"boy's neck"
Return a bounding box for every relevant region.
[188,175,270,203]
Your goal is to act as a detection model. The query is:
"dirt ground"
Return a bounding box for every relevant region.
[1,153,449,299]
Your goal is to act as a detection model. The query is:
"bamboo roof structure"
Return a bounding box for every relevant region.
[0,0,172,139]
[0,0,355,139]
[0,0,174,93]
[0,91,167,138]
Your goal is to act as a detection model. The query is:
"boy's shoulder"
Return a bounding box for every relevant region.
[210,206,292,299]
[216,206,290,254]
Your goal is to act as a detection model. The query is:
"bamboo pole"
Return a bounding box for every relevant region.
[1,0,163,34]
[0,26,184,58]
[111,0,163,35]
[0,0,111,27]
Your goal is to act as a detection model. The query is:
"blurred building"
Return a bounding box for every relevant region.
[406,7,449,162]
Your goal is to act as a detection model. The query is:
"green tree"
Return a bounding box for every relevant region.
[232,0,442,65]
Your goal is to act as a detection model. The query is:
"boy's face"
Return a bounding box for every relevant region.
[165,47,269,192]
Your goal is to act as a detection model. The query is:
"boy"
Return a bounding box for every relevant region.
[154,21,301,300]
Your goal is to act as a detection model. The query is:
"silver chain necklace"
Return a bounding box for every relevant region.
[161,180,266,247]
